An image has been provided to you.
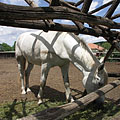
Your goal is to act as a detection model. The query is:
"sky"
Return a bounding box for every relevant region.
[0,0,120,46]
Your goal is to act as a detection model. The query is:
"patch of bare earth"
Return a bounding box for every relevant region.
[0,58,120,105]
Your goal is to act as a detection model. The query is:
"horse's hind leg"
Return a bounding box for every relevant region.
[16,56,26,94]
[60,63,74,102]
[25,62,34,93]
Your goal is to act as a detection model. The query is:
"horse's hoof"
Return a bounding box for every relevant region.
[70,98,75,102]
[67,96,74,103]
[38,99,43,105]
[26,88,31,93]
[21,90,26,95]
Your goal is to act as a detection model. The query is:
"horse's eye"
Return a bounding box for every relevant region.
[96,76,100,81]
[99,82,104,87]
[97,78,99,80]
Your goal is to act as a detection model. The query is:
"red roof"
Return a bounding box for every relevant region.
[88,43,104,51]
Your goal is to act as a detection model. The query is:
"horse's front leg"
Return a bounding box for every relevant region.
[60,63,74,102]
[37,63,50,105]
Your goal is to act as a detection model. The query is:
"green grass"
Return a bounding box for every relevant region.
[0,99,120,120]
[0,99,65,120]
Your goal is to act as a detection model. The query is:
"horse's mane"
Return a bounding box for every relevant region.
[68,33,95,56]
[68,33,100,67]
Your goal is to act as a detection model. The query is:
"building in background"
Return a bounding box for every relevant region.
[88,43,105,57]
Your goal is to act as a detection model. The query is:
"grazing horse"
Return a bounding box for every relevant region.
[15,30,108,104]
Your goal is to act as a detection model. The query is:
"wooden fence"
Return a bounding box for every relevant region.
[0,51,119,60]
[94,51,120,61]
[0,51,120,60]
[18,79,120,120]
[0,51,15,58]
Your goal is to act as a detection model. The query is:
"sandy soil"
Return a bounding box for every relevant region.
[0,58,120,104]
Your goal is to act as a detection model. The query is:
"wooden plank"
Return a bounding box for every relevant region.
[18,79,120,120]
[0,2,120,29]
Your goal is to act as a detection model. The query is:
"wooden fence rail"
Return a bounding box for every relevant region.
[0,51,15,58]
[18,79,120,120]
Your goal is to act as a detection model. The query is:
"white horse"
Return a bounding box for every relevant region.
[15,30,108,104]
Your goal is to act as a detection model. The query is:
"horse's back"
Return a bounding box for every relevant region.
[15,30,69,65]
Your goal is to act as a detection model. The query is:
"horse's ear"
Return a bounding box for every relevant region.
[98,63,104,71]
[98,57,105,71]
[99,57,104,63]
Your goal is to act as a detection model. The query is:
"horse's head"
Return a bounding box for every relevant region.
[82,62,108,104]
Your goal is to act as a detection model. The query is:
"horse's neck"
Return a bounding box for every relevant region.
[64,33,99,74]
[72,48,99,73]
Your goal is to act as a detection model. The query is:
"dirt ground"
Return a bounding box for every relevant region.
[0,58,120,104]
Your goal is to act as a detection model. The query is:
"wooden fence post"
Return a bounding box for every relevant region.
[18,79,120,120]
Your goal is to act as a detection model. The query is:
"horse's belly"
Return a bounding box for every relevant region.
[24,51,47,65]
[24,51,66,67]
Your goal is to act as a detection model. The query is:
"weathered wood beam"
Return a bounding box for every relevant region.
[103,45,115,63]
[81,0,92,13]
[0,2,120,29]
[102,0,120,55]
[24,0,54,31]
[111,13,120,20]
[89,0,113,15]
[74,0,84,7]
[24,0,38,7]
[0,19,119,38]
[44,0,75,6]
[56,0,81,12]
[49,0,60,6]
[104,0,120,18]
[108,73,120,77]
[77,0,92,33]
[18,79,120,120]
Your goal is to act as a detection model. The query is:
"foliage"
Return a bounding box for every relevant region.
[0,43,12,51]
[12,41,16,51]
[96,42,111,50]
[0,42,16,51]
[96,42,120,62]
